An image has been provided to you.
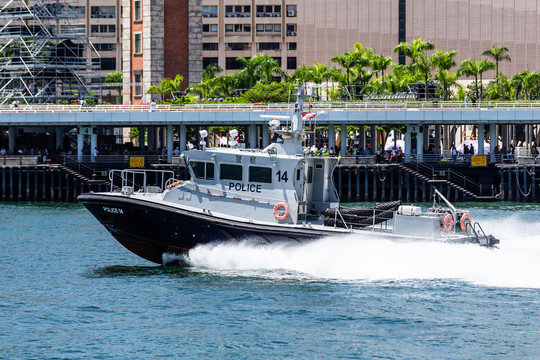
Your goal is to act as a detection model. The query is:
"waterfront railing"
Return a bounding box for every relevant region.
[3,101,540,113]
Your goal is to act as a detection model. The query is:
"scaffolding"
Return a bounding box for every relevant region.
[0,0,100,104]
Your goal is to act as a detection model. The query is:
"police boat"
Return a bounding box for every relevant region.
[78,84,499,264]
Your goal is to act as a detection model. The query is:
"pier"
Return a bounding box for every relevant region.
[1,102,540,203]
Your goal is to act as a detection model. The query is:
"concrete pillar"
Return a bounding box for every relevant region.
[423,126,429,152]
[328,125,335,151]
[435,125,441,153]
[77,132,84,162]
[359,125,365,150]
[416,126,424,162]
[490,125,497,162]
[8,126,16,154]
[249,124,257,149]
[148,126,156,151]
[370,125,377,154]
[502,125,508,148]
[477,123,484,156]
[180,124,187,153]
[167,125,173,162]
[56,127,63,152]
[90,129,98,159]
[262,124,269,148]
[405,126,412,162]
[161,126,167,148]
[138,127,145,149]
[341,124,347,155]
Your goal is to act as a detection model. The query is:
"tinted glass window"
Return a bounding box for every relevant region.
[220,164,242,180]
[206,163,215,180]
[249,166,272,183]
[191,161,206,179]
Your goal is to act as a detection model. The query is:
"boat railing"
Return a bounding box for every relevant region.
[109,168,175,194]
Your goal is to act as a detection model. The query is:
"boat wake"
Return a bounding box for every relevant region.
[187,215,540,289]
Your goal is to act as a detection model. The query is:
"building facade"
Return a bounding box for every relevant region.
[124,0,540,103]
[122,0,203,105]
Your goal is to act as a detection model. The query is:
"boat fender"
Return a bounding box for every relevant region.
[273,202,289,221]
[167,181,183,189]
[460,213,472,231]
[443,214,453,232]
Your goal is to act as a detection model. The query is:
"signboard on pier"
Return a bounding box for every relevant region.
[130,156,145,168]
[471,156,487,167]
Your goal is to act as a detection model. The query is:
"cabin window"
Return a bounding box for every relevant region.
[220,164,242,181]
[190,161,214,180]
[307,167,313,183]
[249,166,272,183]
[296,168,301,181]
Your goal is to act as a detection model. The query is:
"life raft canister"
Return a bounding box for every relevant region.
[443,214,454,232]
[460,213,472,231]
[167,181,183,189]
[273,202,289,221]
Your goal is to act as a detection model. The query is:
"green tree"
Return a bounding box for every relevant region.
[146,74,184,102]
[203,63,223,80]
[430,50,457,100]
[482,45,511,87]
[104,70,123,104]
[393,38,435,99]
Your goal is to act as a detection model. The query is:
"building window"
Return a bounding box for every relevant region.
[95,43,116,51]
[134,1,142,21]
[244,24,251,32]
[202,6,217,17]
[227,43,250,51]
[134,33,142,54]
[226,57,243,70]
[258,43,281,51]
[203,58,219,69]
[101,58,116,70]
[134,72,142,97]
[203,24,218,33]
[286,5,296,17]
[203,43,218,51]
[286,24,296,36]
[225,24,233,32]
[287,57,297,70]
[91,6,116,18]
[288,42,297,51]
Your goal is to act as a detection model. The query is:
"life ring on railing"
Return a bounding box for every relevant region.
[443,214,454,232]
[460,213,472,231]
[273,202,289,221]
[167,181,183,190]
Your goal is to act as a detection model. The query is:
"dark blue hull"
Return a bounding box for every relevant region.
[78,194,330,264]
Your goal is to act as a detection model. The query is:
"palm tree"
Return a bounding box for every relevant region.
[145,74,184,101]
[331,51,360,87]
[458,58,481,100]
[430,50,457,100]
[482,45,511,86]
[393,38,435,99]
[203,63,223,80]
[393,38,435,65]
[370,54,393,79]
[477,59,495,99]
[308,62,328,99]
[236,55,259,88]
[255,55,285,84]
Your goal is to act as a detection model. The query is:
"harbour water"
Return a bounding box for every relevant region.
[0,202,539,359]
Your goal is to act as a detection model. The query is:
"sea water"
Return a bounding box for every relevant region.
[0,202,539,359]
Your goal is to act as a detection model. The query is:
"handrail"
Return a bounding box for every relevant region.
[3,100,540,113]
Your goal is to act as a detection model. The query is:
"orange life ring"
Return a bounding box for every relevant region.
[460,213,472,231]
[273,202,289,221]
[167,181,183,189]
[443,214,454,232]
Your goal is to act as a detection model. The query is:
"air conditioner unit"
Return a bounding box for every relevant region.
[287,10,295,16]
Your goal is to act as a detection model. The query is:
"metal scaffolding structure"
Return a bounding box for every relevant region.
[0,0,100,104]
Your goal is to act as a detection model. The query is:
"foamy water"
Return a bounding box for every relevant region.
[188,214,540,289]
